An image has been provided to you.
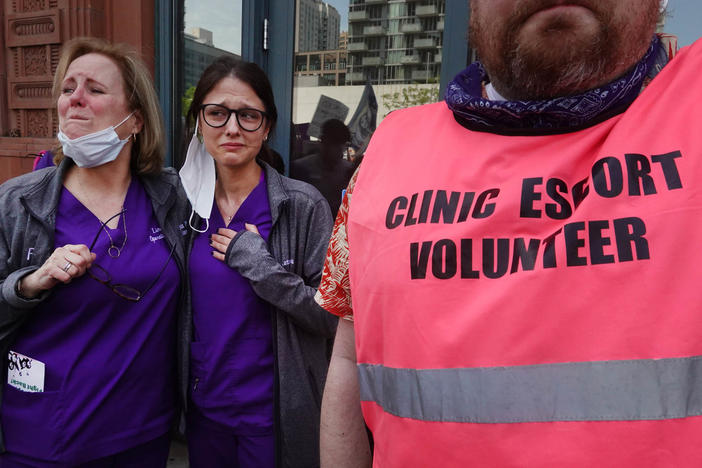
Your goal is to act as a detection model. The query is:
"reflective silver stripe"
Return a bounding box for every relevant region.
[358,356,702,423]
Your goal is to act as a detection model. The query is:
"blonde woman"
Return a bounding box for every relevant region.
[0,38,188,466]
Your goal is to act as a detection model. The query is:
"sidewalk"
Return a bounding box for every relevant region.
[167,440,188,468]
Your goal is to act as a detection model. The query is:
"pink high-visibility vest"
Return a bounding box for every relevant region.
[349,39,702,467]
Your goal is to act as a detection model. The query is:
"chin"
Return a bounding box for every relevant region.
[61,126,94,139]
[216,153,258,170]
[518,9,601,54]
[491,14,612,99]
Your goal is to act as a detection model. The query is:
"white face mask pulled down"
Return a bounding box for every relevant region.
[57,112,135,168]
[179,120,216,233]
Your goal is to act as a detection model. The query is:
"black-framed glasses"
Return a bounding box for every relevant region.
[201,104,267,132]
[87,209,175,302]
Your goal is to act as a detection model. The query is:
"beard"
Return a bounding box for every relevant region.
[470,0,660,100]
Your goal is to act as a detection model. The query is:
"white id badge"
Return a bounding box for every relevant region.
[7,350,45,393]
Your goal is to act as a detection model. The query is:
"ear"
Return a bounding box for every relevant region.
[196,114,205,143]
[132,110,144,135]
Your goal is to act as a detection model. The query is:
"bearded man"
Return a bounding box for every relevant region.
[319,0,702,466]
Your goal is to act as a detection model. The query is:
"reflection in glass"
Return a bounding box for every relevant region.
[291,0,446,216]
[177,0,244,169]
[183,0,243,88]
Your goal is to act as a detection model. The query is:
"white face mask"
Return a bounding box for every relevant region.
[57,112,134,168]
[179,120,216,233]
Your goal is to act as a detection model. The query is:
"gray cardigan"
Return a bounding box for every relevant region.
[182,162,336,468]
[0,158,190,453]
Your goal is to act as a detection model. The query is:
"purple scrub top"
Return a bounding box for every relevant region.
[1,178,180,464]
[189,170,274,434]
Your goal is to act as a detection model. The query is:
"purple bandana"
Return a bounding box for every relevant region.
[446,36,664,134]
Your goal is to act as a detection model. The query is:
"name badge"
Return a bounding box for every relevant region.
[8,350,45,393]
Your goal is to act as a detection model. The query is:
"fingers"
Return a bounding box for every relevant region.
[212,250,226,262]
[216,228,236,239]
[66,244,96,266]
[60,249,91,278]
[50,245,92,283]
[19,244,92,297]
[210,230,233,262]
[210,226,259,262]
[244,223,260,235]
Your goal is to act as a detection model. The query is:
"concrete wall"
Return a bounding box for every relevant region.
[292,82,439,127]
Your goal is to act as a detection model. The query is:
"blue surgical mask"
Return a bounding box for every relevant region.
[57,112,134,168]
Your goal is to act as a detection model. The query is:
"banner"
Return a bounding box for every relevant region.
[347,83,378,153]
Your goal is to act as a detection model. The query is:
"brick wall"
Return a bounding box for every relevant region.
[0,137,55,183]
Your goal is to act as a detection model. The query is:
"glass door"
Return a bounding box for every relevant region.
[284,0,464,217]
[183,0,243,88]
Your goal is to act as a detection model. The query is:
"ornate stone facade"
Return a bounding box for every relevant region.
[0,0,155,183]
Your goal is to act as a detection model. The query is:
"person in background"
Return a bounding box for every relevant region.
[0,38,189,466]
[261,147,285,175]
[179,56,335,468]
[31,150,54,171]
[319,0,702,466]
[291,118,354,216]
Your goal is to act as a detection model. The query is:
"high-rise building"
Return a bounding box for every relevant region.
[184,28,240,88]
[346,0,445,85]
[339,31,349,50]
[294,48,348,87]
[296,0,342,52]
[319,2,341,51]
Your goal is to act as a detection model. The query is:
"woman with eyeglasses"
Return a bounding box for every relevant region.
[180,56,335,468]
[0,38,188,466]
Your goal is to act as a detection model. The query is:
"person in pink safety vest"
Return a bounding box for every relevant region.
[318,0,702,466]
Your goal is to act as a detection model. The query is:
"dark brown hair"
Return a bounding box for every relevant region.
[185,56,278,165]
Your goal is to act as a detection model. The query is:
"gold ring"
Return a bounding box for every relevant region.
[62,261,72,273]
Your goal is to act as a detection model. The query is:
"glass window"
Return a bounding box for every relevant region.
[290,0,446,217]
[177,0,243,166]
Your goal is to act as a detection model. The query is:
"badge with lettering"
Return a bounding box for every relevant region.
[7,350,45,393]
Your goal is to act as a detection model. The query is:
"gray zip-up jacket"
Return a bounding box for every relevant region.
[182,162,336,468]
[0,158,190,452]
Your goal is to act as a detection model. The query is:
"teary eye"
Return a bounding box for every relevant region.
[239,110,260,120]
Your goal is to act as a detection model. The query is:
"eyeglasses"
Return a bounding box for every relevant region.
[87,210,175,302]
[201,104,267,132]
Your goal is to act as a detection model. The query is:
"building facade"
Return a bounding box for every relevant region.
[0,0,473,183]
[0,0,157,182]
[184,28,240,89]
[295,0,341,53]
[347,0,445,85]
[295,48,347,87]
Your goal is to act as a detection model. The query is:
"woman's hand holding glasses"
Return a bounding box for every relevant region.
[17,245,96,299]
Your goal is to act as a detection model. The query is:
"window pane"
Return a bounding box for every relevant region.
[290,0,446,217]
[182,1,243,95]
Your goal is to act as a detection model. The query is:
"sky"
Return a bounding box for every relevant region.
[664,0,701,47]
[184,0,242,54]
[184,0,700,56]
[321,0,702,44]
[326,0,349,32]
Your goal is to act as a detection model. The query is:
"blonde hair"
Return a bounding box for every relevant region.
[52,37,165,175]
